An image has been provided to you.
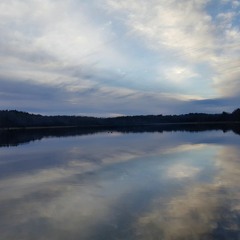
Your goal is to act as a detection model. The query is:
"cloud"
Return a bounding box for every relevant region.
[103,0,240,98]
[0,66,199,116]
[0,0,129,81]
[0,0,240,115]
[163,66,199,84]
[104,0,214,60]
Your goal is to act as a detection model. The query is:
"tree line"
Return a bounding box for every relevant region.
[0,109,240,129]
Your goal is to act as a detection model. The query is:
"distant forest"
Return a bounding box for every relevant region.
[0,109,240,129]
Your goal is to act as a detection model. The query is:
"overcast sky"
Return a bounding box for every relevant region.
[1,0,240,116]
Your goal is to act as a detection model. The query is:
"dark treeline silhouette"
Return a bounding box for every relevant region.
[0,109,240,129]
[1,123,240,147]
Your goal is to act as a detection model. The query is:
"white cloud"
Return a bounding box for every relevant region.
[217,12,236,23]
[0,0,129,81]
[0,0,240,114]
[103,0,240,98]
[163,66,199,84]
[104,0,215,61]
[232,0,240,8]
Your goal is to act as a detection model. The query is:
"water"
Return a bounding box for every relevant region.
[0,129,240,239]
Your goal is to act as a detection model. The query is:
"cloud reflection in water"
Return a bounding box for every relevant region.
[0,131,240,239]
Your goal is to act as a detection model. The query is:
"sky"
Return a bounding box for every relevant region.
[0,0,240,116]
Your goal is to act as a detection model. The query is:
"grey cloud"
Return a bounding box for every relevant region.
[0,77,73,114]
[1,70,239,116]
[0,0,239,116]
[0,78,63,101]
[0,36,56,65]
[186,96,240,113]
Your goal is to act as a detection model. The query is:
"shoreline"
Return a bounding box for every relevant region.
[1,121,240,131]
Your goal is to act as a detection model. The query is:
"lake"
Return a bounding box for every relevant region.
[1,128,240,240]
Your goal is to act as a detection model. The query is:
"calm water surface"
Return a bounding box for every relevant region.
[1,130,240,239]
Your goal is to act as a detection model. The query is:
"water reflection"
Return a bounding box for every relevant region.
[136,146,240,240]
[0,130,240,239]
[1,122,240,147]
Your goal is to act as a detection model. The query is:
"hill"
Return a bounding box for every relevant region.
[0,109,240,129]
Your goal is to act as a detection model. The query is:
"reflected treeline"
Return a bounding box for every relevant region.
[1,123,240,147]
